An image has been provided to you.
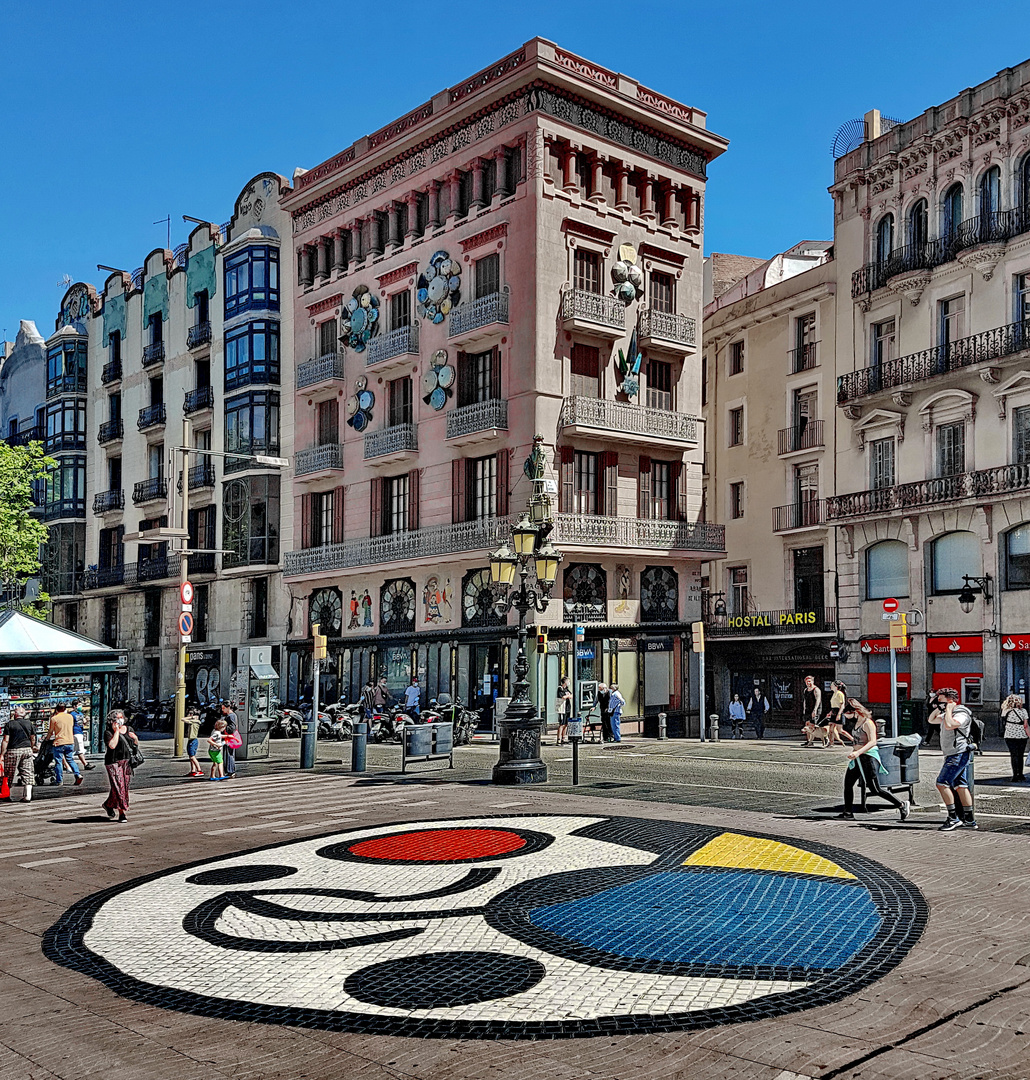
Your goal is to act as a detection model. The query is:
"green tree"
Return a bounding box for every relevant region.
[0,441,56,618]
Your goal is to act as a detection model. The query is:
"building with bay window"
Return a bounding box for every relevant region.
[282,38,726,729]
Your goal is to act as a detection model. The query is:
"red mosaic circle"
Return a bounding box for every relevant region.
[347,828,527,863]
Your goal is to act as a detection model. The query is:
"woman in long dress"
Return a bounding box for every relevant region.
[102,710,138,823]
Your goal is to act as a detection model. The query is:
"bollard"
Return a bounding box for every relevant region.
[351,720,367,773]
[567,717,583,785]
[710,713,720,742]
[658,711,667,740]
[300,717,317,770]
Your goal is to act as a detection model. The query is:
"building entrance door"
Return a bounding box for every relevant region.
[469,643,502,728]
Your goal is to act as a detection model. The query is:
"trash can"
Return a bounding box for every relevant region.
[876,737,921,802]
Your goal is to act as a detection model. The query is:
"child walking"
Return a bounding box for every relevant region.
[208,719,226,780]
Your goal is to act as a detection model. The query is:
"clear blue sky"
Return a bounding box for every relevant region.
[1,0,1027,341]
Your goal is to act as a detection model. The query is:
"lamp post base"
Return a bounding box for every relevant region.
[491,712,548,785]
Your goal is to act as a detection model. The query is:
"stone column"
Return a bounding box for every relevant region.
[659,184,677,227]
[428,180,441,229]
[333,229,346,273]
[561,144,578,194]
[350,220,363,265]
[640,174,656,220]
[447,170,461,223]
[589,156,605,205]
[472,158,485,209]
[387,203,401,248]
[369,214,383,256]
[615,164,630,210]
[686,188,702,234]
[406,192,420,240]
[298,246,313,287]
[494,145,508,200]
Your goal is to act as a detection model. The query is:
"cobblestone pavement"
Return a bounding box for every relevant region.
[2,737,1029,1078]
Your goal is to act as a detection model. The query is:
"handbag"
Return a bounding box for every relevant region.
[126,737,145,771]
[225,731,242,750]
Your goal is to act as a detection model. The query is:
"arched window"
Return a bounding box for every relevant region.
[979,165,1001,217]
[943,183,964,238]
[866,540,909,599]
[1019,156,1030,211]
[931,531,980,594]
[1004,524,1030,590]
[875,214,894,262]
[908,198,928,249]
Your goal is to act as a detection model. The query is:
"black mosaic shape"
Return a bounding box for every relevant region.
[185,864,298,886]
[344,951,545,1008]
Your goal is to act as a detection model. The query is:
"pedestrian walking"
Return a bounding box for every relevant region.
[220,702,238,779]
[1,706,37,802]
[746,688,769,739]
[102,710,138,822]
[555,677,572,745]
[929,687,978,832]
[1000,693,1029,782]
[825,681,853,747]
[597,683,613,742]
[608,684,625,742]
[372,677,390,713]
[208,719,226,780]
[728,694,746,739]
[184,708,203,777]
[360,679,376,719]
[403,677,421,717]
[838,699,909,821]
[71,699,95,773]
[47,702,82,787]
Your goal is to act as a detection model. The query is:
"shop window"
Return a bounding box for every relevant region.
[866,540,908,599]
[931,531,979,594]
[1004,524,1030,590]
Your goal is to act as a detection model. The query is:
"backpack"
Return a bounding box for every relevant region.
[954,705,984,750]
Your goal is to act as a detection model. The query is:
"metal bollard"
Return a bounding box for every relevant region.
[710,714,720,741]
[300,717,317,770]
[351,721,367,773]
[658,712,667,740]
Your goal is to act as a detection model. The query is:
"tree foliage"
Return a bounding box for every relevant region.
[0,441,56,617]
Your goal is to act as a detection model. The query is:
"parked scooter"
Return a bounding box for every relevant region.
[370,706,416,743]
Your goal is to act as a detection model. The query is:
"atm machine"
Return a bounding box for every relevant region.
[233,646,280,760]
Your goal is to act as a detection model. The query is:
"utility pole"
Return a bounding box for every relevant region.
[692,621,706,742]
[173,417,191,760]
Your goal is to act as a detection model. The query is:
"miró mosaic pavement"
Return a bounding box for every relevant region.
[43,815,927,1039]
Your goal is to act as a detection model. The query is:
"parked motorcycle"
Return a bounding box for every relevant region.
[370,706,416,743]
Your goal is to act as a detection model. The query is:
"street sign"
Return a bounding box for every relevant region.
[181,581,194,606]
[575,624,585,642]
[178,611,194,637]
[829,640,840,659]
[882,612,899,621]
[882,597,899,613]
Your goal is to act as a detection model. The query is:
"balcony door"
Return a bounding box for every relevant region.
[794,463,819,526]
[570,343,600,397]
[792,388,817,449]
[793,547,825,614]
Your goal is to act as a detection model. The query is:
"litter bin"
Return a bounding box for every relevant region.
[876,737,921,804]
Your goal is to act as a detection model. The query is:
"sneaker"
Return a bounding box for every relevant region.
[836,812,855,820]
[84,763,97,770]
[962,818,979,830]
[74,776,84,786]
[900,802,910,822]
[105,807,116,819]
[939,817,963,832]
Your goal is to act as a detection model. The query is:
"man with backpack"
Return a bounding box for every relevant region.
[928,687,981,832]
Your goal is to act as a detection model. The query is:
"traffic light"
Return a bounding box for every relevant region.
[691,621,705,653]
[889,613,908,650]
[312,622,328,661]
[536,627,548,652]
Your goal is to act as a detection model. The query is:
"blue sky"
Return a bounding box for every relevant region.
[1,0,1027,341]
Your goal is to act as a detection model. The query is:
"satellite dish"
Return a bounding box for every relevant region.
[831,116,901,158]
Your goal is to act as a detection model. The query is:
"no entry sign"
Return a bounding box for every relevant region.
[882,598,899,613]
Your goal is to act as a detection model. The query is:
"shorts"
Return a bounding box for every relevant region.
[187,738,199,758]
[937,750,972,789]
[208,747,223,763]
[74,733,87,755]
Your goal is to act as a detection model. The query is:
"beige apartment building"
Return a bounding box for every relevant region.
[702,243,838,723]
[829,62,1030,713]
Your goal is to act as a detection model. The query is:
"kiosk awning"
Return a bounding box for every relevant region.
[250,662,279,680]
[0,611,123,675]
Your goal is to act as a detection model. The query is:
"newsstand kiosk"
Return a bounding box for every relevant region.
[232,646,279,760]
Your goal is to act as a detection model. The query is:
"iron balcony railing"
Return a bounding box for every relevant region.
[188,463,216,489]
[284,515,512,577]
[83,565,126,589]
[558,395,699,443]
[772,500,827,531]
[637,307,697,348]
[138,403,166,430]
[827,463,1030,521]
[837,320,1030,403]
[777,420,824,455]
[133,477,168,505]
[187,321,212,349]
[851,206,1030,297]
[367,325,419,366]
[297,352,346,389]
[102,359,122,384]
[449,290,509,339]
[142,342,165,366]
[790,343,818,372]
[553,513,726,552]
[364,423,417,460]
[704,607,837,637]
[41,570,82,597]
[296,443,344,475]
[93,490,124,514]
[561,289,625,332]
[184,386,215,414]
[446,398,508,440]
[98,419,124,445]
[7,426,43,447]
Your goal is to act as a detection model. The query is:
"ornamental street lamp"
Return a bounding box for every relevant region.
[489,436,562,784]
[958,573,992,614]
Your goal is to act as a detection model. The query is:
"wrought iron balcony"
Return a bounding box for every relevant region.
[366,325,419,366]
[187,321,212,349]
[777,420,824,455]
[637,307,697,351]
[297,352,346,389]
[137,403,166,430]
[133,477,168,505]
[364,422,417,460]
[704,607,837,637]
[790,343,818,373]
[560,289,626,335]
[837,320,1030,403]
[6,426,43,447]
[98,419,124,445]
[142,342,165,366]
[83,565,126,589]
[827,462,1030,521]
[296,443,344,475]
[93,490,124,514]
[138,552,179,583]
[553,513,725,552]
[184,386,214,414]
[772,500,827,531]
[449,290,509,339]
[284,515,511,577]
[102,360,122,384]
[558,396,698,444]
[188,463,216,489]
[446,398,508,441]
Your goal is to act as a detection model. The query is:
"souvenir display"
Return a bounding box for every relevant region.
[341,286,380,352]
[416,251,461,324]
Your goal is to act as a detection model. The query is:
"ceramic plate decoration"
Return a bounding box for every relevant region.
[417,251,461,324]
[422,349,455,411]
[341,286,380,352]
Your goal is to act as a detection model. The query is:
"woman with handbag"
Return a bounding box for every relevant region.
[1000,693,1030,782]
[102,710,139,822]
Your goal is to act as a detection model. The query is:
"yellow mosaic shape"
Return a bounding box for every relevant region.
[683,832,856,880]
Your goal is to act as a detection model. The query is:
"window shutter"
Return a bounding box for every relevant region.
[301,494,312,549]
[560,446,574,513]
[671,460,686,521]
[369,477,383,537]
[601,452,618,516]
[638,455,652,519]
[491,347,502,400]
[497,449,509,517]
[452,458,466,523]
[408,469,420,532]
[115,524,125,566]
[332,486,345,543]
